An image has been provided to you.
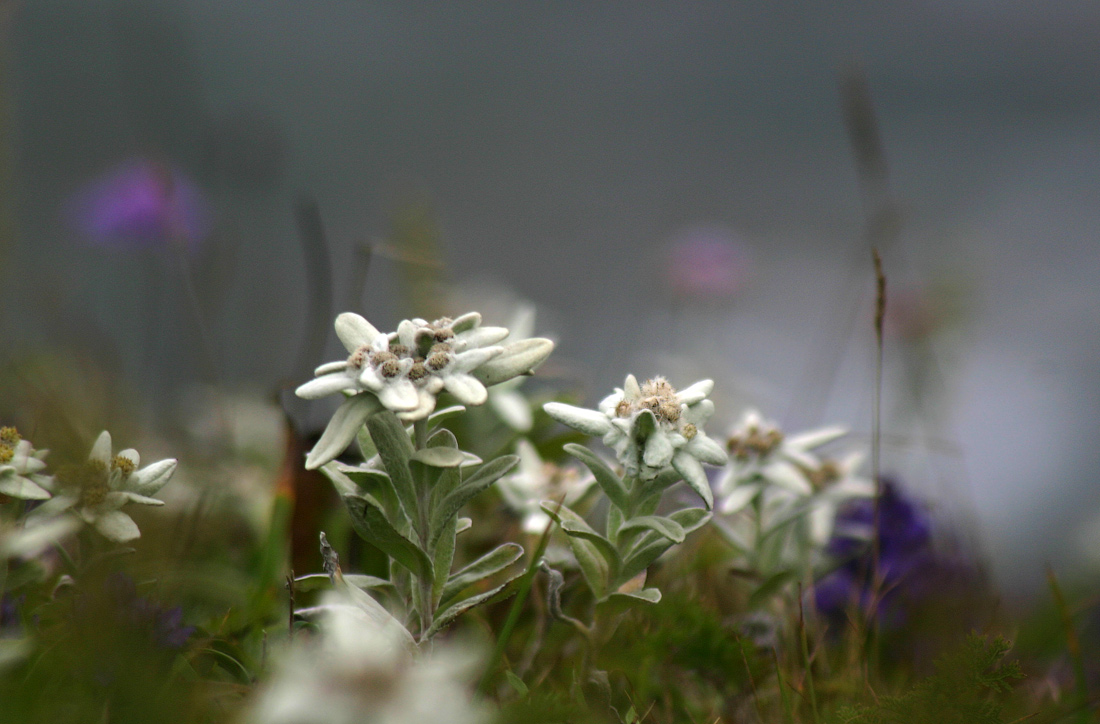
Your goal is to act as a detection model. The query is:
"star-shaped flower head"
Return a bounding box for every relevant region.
[296,311,555,469]
[544,375,727,509]
[715,409,850,515]
[32,431,177,543]
[0,426,54,501]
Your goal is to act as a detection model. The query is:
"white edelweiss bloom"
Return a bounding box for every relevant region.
[251,592,487,724]
[30,431,177,543]
[497,439,595,534]
[296,312,511,420]
[714,410,873,556]
[0,427,54,501]
[545,375,727,509]
[298,312,555,469]
[715,409,848,515]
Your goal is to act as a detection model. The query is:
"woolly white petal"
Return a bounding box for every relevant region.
[449,311,482,333]
[458,326,510,348]
[685,433,728,466]
[89,431,113,465]
[543,403,612,437]
[127,459,178,497]
[623,374,641,399]
[643,429,675,468]
[334,313,380,352]
[452,346,502,372]
[677,379,714,406]
[94,510,141,542]
[358,365,385,392]
[0,473,51,500]
[786,425,848,451]
[683,399,715,426]
[121,492,165,506]
[396,389,438,421]
[314,360,348,376]
[296,373,355,400]
[378,379,419,411]
[443,373,488,405]
[763,460,813,495]
[672,451,713,510]
[719,483,759,515]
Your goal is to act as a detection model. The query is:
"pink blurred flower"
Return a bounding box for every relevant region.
[663,224,751,300]
[69,158,210,251]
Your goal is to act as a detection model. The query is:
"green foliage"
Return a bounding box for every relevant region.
[833,635,1024,724]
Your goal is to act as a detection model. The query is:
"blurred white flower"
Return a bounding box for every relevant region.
[497,439,595,533]
[0,516,80,561]
[715,410,847,514]
[0,427,53,501]
[714,410,873,550]
[251,591,487,724]
[32,431,177,542]
[544,375,727,508]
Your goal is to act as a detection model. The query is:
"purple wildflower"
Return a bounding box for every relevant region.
[69,158,210,251]
[814,480,942,627]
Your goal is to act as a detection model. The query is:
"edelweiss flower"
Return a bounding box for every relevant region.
[297,312,507,417]
[32,431,177,543]
[715,410,873,546]
[716,409,847,512]
[497,439,595,533]
[0,427,53,501]
[297,311,554,469]
[544,375,727,508]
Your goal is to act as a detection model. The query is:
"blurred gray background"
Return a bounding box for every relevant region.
[2,1,1099,594]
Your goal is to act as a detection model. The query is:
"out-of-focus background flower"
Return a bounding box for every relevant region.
[1,1,1098,596]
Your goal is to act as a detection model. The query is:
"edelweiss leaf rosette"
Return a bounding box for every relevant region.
[297,312,554,469]
[31,431,177,543]
[544,375,727,509]
[0,426,54,501]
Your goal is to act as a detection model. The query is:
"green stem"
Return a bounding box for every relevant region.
[53,542,79,576]
[478,518,555,695]
[411,418,434,639]
[798,585,822,724]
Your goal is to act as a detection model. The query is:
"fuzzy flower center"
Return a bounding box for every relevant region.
[61,459,112,508]
[805,459,840,491]
[727,424,784,461]
[347,323,459,387]
[613,377,699,439]
[0,426,21,463]
[112,455,137,478]
[0,426,20,446]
